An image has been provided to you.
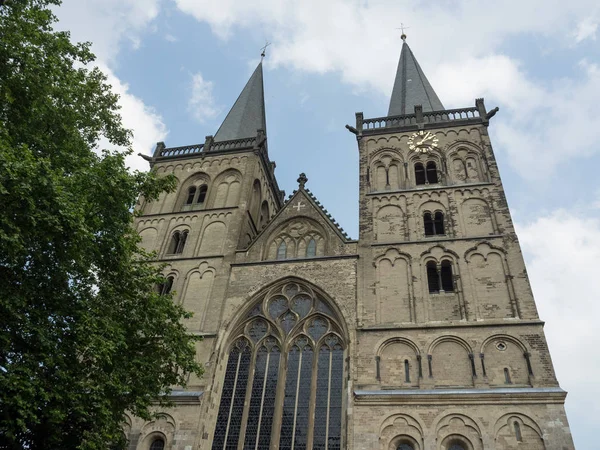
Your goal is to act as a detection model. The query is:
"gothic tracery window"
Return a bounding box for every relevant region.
[212,281,345,450]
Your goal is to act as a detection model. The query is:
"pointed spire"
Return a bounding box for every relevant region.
[214,62,267,142]
[388,37,444,116]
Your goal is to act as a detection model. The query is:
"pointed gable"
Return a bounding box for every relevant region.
[388,38,444,116]
[213,62,267,142]
[243,174,353,261]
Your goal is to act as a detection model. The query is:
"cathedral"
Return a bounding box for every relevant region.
[129,36,575,450]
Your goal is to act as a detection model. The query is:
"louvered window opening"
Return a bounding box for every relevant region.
[212,282,345,450]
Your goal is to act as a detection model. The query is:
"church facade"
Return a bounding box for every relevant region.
[127,38,575,450]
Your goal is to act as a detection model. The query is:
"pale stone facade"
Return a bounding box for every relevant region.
[126,41,574,450]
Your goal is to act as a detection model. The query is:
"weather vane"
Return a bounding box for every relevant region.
[260,41,271,61]
[395,23,410,41]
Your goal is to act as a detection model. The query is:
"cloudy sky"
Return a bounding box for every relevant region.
[54,0,599,447]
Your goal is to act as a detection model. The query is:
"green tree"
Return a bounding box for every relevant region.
[0,1,203,448]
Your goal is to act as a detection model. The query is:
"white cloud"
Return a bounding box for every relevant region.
[574,17,598,43]
[165,34,178,43]
[173,0,600,180]
[101,66,168,172]
[54,0,167,172]
[516,211,600,444]
[55,0,160,64]
[188,72,221,123]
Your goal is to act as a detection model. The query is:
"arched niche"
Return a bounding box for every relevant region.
[181,262,216,332]
[379,413,424,450]
[494,413,545,449]
[375,249,413,324]
[460,198,494,236]
[429,337,474,387]
[465,243,515,319]
[376,204,406,242]
[138,227,158,253]
[481,335,530,386]
[378,338,420,387]
[198,221,226,255]
[435,414,483,450]
[211,169,242,208]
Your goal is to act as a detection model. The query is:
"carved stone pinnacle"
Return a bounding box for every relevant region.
[297,173,308,188]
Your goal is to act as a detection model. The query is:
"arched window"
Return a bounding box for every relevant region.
[424,212,445,236]
[185,186,196,205]
[157,276,174,295]
[212,282,345,450]
[398,444,414,450]
[150,438,165,450]
[426,161,439,184]
[181,177,210,211]
[167,231,180,254]
[259,201,270,230]
[415,163,426,185]
[306,239,317,257]
[424,212,434,236]
[448,443,467,450]
[427,260,454,293]
[167,230,188,255]
[504,367,512,384]
[277,241,287,260]
[440,260,454,292]
[426,261,440,293]
[514,421,522,442]
[197,184,208,204]
[404,359,410,382]
[434,211,445,235]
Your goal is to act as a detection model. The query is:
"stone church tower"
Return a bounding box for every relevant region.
[128,37,575,450]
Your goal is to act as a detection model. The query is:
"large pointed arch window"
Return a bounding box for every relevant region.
[212,281,346,450]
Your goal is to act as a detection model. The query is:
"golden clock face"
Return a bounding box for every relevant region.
[408,131,439,153]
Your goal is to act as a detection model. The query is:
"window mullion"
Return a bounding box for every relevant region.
[291,351,303,450]
[223,352,242,450]
[325,350,333,450]
[254,351,271,450]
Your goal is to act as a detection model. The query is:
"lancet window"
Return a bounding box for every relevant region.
[212,281,345,450]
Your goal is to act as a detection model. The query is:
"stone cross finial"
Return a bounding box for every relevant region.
[297,173,308,188]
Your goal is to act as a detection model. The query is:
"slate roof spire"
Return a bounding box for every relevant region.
[214,61,267,142]
[388,35,444,116]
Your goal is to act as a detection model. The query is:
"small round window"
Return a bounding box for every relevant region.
[496,341,507,351]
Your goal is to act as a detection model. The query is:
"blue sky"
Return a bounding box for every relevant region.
[55,1,600,447]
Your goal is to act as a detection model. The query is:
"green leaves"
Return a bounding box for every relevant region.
[0,1,201,448]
